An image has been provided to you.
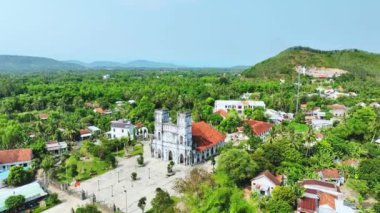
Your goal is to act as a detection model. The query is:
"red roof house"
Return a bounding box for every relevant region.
[297,197,318,213]
[0,149,33,171]
[39,113,49,120]
[192,121,225,152]
[214,109,228,118]
[244,120,273,136]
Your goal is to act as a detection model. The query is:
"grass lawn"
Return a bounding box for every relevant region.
[56,156,111,183]
[127,144,144,156]
[288,122,309,133]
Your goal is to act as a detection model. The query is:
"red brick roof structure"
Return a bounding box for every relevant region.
[252,170,281,185]
[80,129,91,136]
[327,104,347,110]
[300,180,340,192]
[319,168,340,179]
[215,109,228,118]
[39,113,49,120]
[319,192,336,209]
[244,120,273,136]
[192,121,225,152]
[297,197,317,213]
[0,149,32,164]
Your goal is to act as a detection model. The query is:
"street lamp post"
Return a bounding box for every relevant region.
[124,189,128,213]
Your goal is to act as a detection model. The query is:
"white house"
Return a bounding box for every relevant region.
[214,100,266,115]
[251,170,283,196]
[328,104,348,117]
[102,74,110,80]
[46,141,68,156]
[151,110,225,165]
[108,119,136,140]
[311,119,333,130]
[0,149,32,172]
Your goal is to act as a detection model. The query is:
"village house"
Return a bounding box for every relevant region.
[214,109,228,119]
[297,180,357,213]
[340,159,359,168]
[311,119,333,130]
[46,141,68,156]
[243,120,273,139]
[93,107,112,115]
[38,113,49,120]
[150,110,225,165]
[251,170,284,196]
[318,169,345,186]
[102,74,110,80]
[0,181,47,212]
[327,104,348,117]
[214,100,266,115]
[108,119,149,140]
[370,102,380,108]
[265,109,294,123]
[0,149,32,172]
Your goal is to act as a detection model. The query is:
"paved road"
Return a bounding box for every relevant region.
[46,141,212,212]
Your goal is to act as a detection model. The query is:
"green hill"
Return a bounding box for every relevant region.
[242,46,380,79]
[0,55,85,72]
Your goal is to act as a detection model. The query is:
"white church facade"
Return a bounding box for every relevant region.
[150,109,225,165]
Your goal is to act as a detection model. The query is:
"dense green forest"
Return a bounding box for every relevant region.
[1,67,380,212]
[243,46,380,79]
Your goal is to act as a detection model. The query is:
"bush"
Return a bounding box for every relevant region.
[5,195,25,211]
[46,193,60,207]
[131,172,137,181]
[7,166,34,186]
[76,204,101,213]
[347,179,369,197]
[137,154,144,166]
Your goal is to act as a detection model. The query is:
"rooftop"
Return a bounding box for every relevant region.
[319,168,340,179]
[0,149,32,164]
[192,121,225,152]
[252,170,281,185]
[244,120,273,135]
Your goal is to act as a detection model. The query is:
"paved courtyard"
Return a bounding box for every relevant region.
[71,141,212,213]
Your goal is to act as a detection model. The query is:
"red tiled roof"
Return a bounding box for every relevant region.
[215,109,228,118]
[244,120,273,135]
[94,108,105,113]
[319,192,336,209]
[80,129,91,135]
[298,197,317,213]
[305,189,318,195]
[253,170,281,185]
[192,121,225,152]
[319,168,340,179]
[135,122,145,128]
[301,180,339,191]
[39,113,49,120]
[327,104,347,110]
[0,149,32,164]
[341,159,359,166]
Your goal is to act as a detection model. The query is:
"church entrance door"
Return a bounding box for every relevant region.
[179,154,184,164]
[168,151,173,161]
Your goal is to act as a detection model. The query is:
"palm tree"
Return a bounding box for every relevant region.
[41,155,54,186]
[304,128,316,157]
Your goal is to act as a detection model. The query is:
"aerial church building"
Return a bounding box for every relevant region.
[151,109,225,165]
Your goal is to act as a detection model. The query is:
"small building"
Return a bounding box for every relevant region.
[214,109,228,119]
[251,170,283,196]
[0,149,32,172]
[214,100,266,115]
[93,108,112,115]
[240,93,252,100]
[39,113,49,120]
[244,120,273,138]
[87,126,101,134]
[340,159,359,168]
[318,169,344,186]
[46,141,68,156]
[327,104,348,117]
[311,119,333,130]
[0,181,47,212]
[80,129,92,140]
[108,119,136,140]
[370,102,380,108]
[102,74,110,80]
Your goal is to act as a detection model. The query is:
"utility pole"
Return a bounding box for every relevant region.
[124,190,128,213]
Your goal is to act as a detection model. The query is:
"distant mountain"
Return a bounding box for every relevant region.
[242,46,380,79]
[68,59,183,69]
[0,55,85,72]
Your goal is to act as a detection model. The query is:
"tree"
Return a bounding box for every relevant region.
[151,188,175,213]
[7,166,33,186]
[5,195,25,212]
[41,155,54,185]
[266,198,293,213]
[271,186,298,206]
[138,197,147,213]
[217,149,258,185]
[252,107,266,121]
[131,172,137,181]
[167,161,175,174]
[137,154,144,166]
[67,164,78,178]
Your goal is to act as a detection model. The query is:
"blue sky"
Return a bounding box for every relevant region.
[0,0,379,67]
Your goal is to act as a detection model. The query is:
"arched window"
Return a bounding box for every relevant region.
[158,132,161,140]
[179,136,184,144]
